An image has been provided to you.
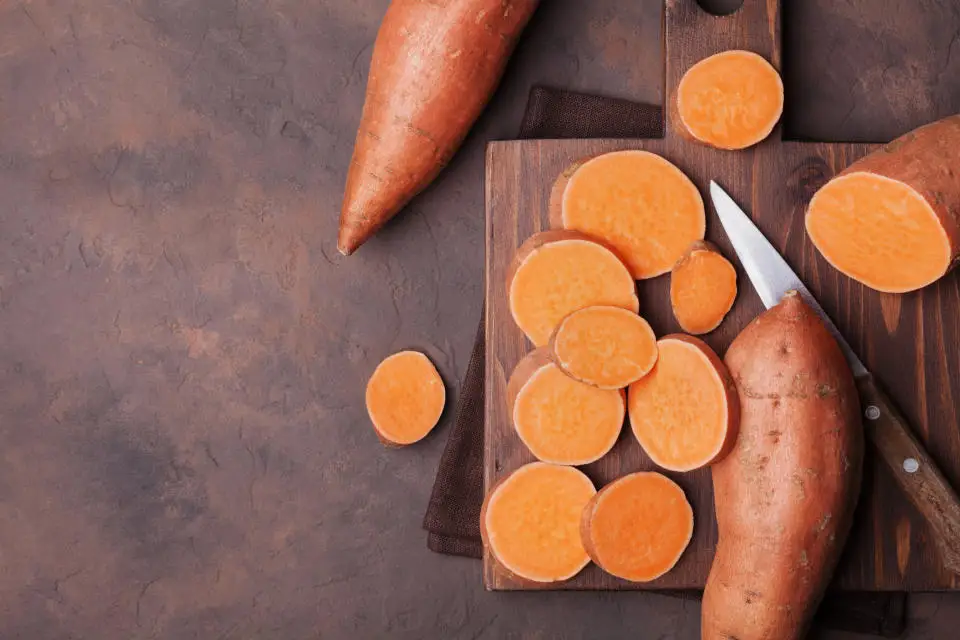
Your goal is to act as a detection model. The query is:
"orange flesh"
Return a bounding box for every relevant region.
[560,151,705,279]
[628,338,731,471]
[485,463,596,582]
[585,473,693,582]
[514,364,624,465]
[510,239,639,346]
[670,247,737,334]
[677,50,783,150]
[552,306,658,389]
[806,172,951,292]
[365,351,445,445]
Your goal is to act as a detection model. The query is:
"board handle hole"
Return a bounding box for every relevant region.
[696,0,745,16]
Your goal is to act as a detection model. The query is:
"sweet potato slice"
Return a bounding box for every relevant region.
[508,231,639,347]
[628,335,738,471]
[507,349,624,465]
[581,472,693,582]
[676,50,784,150]
[481,462,596,583]
[365,350,445,445]
[670,241,737,334]
[549,306,658,389]
[805,115,960,292]
[550,151,705,279]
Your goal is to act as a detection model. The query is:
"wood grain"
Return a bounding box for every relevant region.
[484,0,960,591]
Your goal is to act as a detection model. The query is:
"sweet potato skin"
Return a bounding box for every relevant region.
[702,292,863,640]
[808,114,960,278]
[339,0,540,255]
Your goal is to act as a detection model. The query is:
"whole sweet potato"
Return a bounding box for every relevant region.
[338,0,540,255]
[701,292,864,640]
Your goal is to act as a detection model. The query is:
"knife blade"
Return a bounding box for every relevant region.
[710,180,960,576]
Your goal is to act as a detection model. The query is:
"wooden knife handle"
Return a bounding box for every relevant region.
[856,374,960,575]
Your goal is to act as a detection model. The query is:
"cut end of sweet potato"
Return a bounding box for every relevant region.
[550,306,658,389]
[581,472,693,582]
[509,231,639,346]
[806,172,952,293]
[628,335,738,471]
[365,350,445,445]
[508,349,624,465]
[481,462,596,583]
[554,151,705,279]
[677,50,783,150]
[670,241,738,334]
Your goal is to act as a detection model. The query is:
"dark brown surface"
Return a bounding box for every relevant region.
[1,0,960,637]
[485,0,960,593]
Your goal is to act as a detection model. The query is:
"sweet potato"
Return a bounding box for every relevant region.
[628,335,738,472]
[365,350,445,445]
[550,151,705,279]
[702,292,863,640]
[805,114,960,292]
[677,50,783,150]
[581,472,693,582]
[508,231,639,347]
[670,241,738,335]
[481,462,596,583]
[338,0,540,255]
[548,305,658,389]
[507,349,624,465]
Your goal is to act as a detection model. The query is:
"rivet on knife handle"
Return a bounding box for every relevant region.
[856,374,960,575]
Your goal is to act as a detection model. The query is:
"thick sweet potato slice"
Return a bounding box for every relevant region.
[670,241,737,334]
[550,151,705,279]
[805,115,960,292]
[549,306,658,389]
[507,349,624,465]
[628,335,738,471]
[481,462,596,583]
[677,50,783,150]
[365,350,445,445]
[508,231,639,346]
[581,472,693,582]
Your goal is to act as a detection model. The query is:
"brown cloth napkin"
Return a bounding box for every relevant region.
[423,86,907,638]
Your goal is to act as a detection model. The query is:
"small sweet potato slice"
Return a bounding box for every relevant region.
[581,472,693,582]
[549,306,658,389]
[628,335,738,471]
[365,350,445,445]
[805,115,960,292]
[481,462,596,583]
[508,230,639,346]
[508,349,624,465]
[670,241,738,334]
[550,151,705,279]
[677,50,784,150]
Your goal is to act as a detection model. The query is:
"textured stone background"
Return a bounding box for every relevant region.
[1,0,959,638]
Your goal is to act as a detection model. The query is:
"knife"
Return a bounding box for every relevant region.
[710,180,960,575]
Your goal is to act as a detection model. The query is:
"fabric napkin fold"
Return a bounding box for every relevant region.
[422,85,906,638]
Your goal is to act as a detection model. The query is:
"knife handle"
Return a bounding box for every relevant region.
[856,374,960,575]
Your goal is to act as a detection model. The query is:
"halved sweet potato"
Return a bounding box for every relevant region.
[581,472,693,582]
[549,306,658,389]
[805,115,960,292]
[670,241,738,334]
[507,349,624,465]
[481,462,596,583]
[550,151,705,279]
[365,350,445,446]
[677,50,784,150]
[508,230,639,346]
[628,335,738,471]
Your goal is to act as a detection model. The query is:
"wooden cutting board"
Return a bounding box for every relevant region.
[483,0,960,591]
